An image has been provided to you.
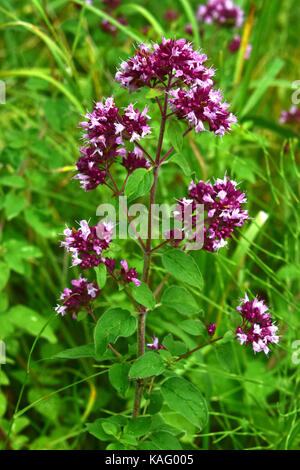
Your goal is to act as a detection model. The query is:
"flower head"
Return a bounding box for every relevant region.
[197,0,244,28]
[55,275,100,319]
[173,174,248,252]
[115,37,214,91]
[235,294,279,355]
[120,260,141,287]
[74,97,152,191]
[169,86,237,137]
[61,220,112,269]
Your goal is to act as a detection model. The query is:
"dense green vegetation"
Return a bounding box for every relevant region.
[0,0,299,450]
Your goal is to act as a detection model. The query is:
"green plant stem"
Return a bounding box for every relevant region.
[132,87,170,419]
[174,336,224,362]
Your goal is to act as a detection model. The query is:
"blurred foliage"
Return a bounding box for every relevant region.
[0,0,299,450]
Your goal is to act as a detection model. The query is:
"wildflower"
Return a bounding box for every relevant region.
[115,38,236,137]
[235,294,279,355]
[55,275,100,319]
[115,37,215,91]
[120,260,141,287]
[60,220,112,269]
[74,97,151,191]
[173,174,248,252]
[279,106,300,125]
[197,0,244,28]
[206,322,216,337]
[147,337,167,350]
[228,35,252,59]
[121,147,151,174]
[169,86,237,137]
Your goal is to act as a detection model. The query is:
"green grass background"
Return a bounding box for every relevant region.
[0,0,299,450]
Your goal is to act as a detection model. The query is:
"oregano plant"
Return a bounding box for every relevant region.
[54,38,280,449]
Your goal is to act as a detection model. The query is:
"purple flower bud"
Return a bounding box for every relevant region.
[206,322,216,337]
[147,337,167,350]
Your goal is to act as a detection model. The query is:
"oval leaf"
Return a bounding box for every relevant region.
[161,376,208,429]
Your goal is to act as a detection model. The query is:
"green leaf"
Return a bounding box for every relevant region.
[162,248,203,288]
[126,416,152,437]
[241,58,284,117]
[54,344,95,359]
[180,319,206,336]
[4,191,27,220]
[8,305,56,344]
[148,390,164,414]
[162,333,187,357]
[125,168,154,201]
[168,153,192,176]
[94,308,136,358]
[166,119,183,153]
[24,207,57,238]
[131,282,155,310]
[0,262,10,291]
[277,264,300,281]
[109,363,130,397]
[129,351,165,379]
[161,376,208,429]
[161,285,200,316]
[150,431,182,450]
[102,421,118,436]
[94,264,107,289]
[86,420,116,441]
[0,174,25,189]
[0,392,7,418]
[146,88,164,99]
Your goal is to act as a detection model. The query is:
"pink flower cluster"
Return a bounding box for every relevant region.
[236,293,279,355]
[116,38,215,91]
[169,87,237,137]
[55,275,100,319]
[279,106,300,125]
[74,97,151,191]
[116,38,237,137]
[173,175,248,252]
[60,219,141,286]
[197,0,244,28]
